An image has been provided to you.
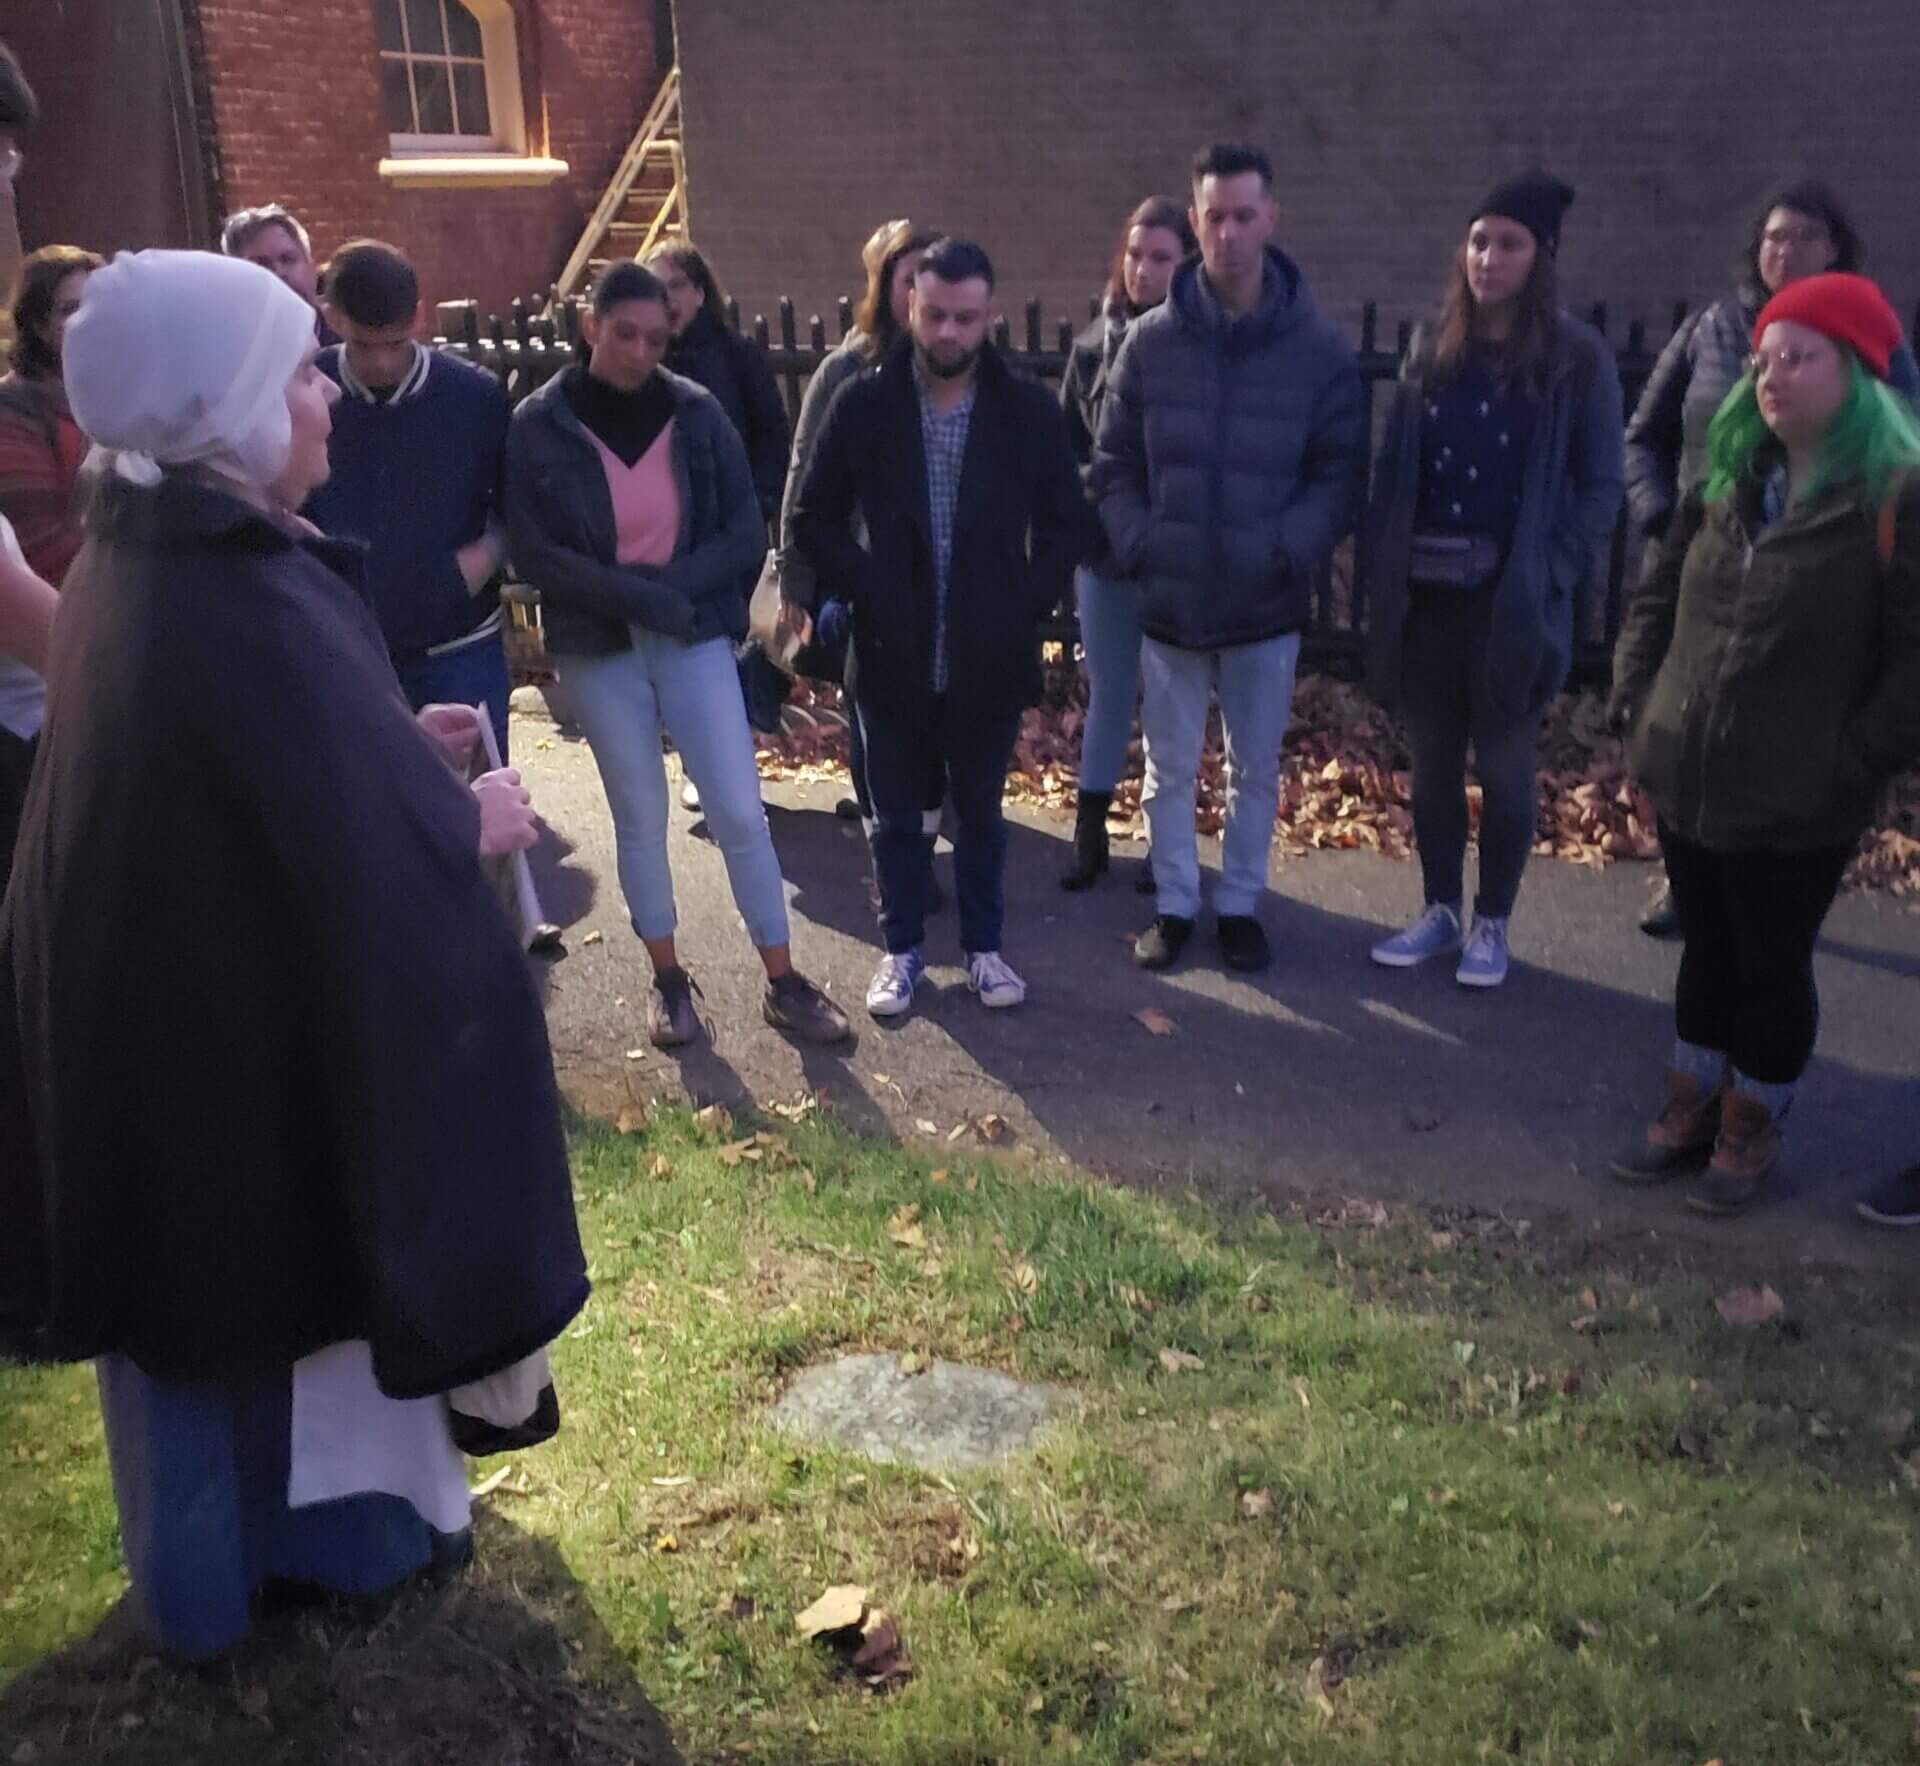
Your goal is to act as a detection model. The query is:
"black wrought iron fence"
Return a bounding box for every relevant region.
[433,291,1720,679]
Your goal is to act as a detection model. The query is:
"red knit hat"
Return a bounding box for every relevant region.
[1752,272,1904,381]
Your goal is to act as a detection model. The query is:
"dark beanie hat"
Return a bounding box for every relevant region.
[1475,172,1577,255]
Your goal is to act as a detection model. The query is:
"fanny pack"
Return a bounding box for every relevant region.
[1408,532,1503,589]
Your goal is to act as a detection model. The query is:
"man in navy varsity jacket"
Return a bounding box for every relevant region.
[306,240,514,756]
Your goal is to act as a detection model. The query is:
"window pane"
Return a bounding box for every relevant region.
[450,62,492,137]
[444,0,485,59]
[374,0,406,52]
[379,56,417,133]
[412,58,454,134]
[405,0,446,54]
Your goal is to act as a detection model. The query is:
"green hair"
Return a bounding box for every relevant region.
[1704,353,1920,506]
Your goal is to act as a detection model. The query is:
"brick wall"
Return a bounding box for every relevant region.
[676,0,1920,343]
[195,0,657,314]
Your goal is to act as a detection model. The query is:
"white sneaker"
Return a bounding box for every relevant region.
[866,948,925,1018]
[966,950,1027,1009]
[680,779,701,812]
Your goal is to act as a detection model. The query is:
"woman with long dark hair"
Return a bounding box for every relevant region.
[1623,180,1919,937]
[1058,195,1195,891]
[1363,173,1624,989]
[0,244,101,583]
[1610,273,1920,1215]
[644,240,789,526]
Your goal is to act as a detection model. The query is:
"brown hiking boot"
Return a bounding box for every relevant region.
[762,971,853,1045]
[649,967,704,1048]
[1686,1092,1779,1216]
[1609,1068,1722,1184]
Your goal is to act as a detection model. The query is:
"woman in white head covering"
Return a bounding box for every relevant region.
[0,252,588,1660]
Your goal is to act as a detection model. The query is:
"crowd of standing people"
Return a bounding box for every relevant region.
[0,23,1917,1665]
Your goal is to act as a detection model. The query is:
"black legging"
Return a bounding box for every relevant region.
[1660,825,1852,1084]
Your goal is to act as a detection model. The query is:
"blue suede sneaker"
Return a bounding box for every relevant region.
[1370,903,1464,968]
[1455,915,1511,989]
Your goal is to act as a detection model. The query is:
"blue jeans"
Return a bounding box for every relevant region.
[564,632,791,948]
[1075,567,1143,793]
[396,633,512,762]
[1140,632,1301,920]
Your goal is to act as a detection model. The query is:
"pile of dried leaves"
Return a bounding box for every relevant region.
[755,667,1920,898]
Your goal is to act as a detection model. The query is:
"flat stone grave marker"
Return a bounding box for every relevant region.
[768,1353,1070,1473]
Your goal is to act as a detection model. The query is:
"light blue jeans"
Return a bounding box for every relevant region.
[564,632,790,948]
[1075,566,1144,793]
[1140,632,1301,920]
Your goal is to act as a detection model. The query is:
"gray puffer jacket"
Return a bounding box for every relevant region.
[1089,248,1367,652]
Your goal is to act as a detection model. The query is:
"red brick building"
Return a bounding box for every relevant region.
[675,0,1920,339]
[9,0,666,315]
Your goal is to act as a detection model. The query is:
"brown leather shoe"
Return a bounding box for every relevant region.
[1686,1091,1779,1216]
[1609,1068,1722,1184]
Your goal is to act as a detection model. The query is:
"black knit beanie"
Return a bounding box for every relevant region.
[1474,172,1576,255]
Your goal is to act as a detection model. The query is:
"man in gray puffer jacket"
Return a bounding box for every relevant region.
[1091,144,1367,974]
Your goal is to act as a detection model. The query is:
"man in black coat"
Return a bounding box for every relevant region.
[790,238,1092,1020]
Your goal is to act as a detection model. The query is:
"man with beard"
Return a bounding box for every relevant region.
[789,238,1091,1019]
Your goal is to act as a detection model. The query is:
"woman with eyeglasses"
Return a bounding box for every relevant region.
[1621,182,1919,937]
[1608,274,1920,1216]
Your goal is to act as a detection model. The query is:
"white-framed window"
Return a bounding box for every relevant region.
[375,0,525,155]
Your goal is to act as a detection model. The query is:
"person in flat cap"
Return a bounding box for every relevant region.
[1610,270,1920,1219]
[0,249,587,1659]
[1361,170,1622,990]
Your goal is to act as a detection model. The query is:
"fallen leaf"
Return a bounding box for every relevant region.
[962,1174,980,1193]
[887,1205,928,1250]
[1159,1347,1206,1373]
[692,1104,728,1135]
[623,1047,647,1062]
[581,930,604,946]
[717,1136,764,1168]
[1240,1487,1275,1519]
[945,1122,969,1144]
[653,1533,679,1554]
[1117,1283,1154,1314]
[1293,1377,1312,1410]
[650,1154,673,1180]
[614,1106,646,1136]
[1133,1006,1178,1037]
[974,1113,1012,1144]
[650,1474,694,1488]
[1715,1284,1784,1328]
[470,1465,515,1499]
[897,1351,928,1376]
[929,1168,950,1185]
[1009,1259,1041,1295]
[1580,1287,1601,1312]
[1452,1340,1477,1366]
[914,1118,940,1137]
[796,1584,870,1639]
[1569,1313,1602,1335]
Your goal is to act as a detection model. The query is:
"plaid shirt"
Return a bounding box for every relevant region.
[917,376,975,693]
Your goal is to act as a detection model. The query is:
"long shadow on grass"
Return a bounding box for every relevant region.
[0,1513,682,1766]
[773,802,1920,1272]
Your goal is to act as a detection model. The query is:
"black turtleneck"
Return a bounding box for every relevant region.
[563,365,675,469]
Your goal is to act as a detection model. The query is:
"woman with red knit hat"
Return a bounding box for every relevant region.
[1608,271,1920,1216]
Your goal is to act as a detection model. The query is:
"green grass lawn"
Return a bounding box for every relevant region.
[3,1104,1918,1765]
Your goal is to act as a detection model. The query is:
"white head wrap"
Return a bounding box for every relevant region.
[62,250,320,491]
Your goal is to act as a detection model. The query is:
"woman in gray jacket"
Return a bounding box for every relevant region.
[1362,173,1624,990]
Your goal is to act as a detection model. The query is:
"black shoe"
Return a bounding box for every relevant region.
[1134,914,1194,971]
[763,971,853,1045]
[1639,879,1682,940]
[834,796,864,822]
[649,966,704,1048]
[1857,1164,1920,1227]
[1216,914,1271,972]
[1060,789,1112,892]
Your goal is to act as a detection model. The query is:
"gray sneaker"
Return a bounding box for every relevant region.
[763,971,853,1044]
[649,967,704,1047]
[1455,916,1511,989]
[1370,903,1464,968]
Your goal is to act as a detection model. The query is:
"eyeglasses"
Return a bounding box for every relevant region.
[1747,343,1829,380]
[1761,223,1830,250]
[0,146,21,184]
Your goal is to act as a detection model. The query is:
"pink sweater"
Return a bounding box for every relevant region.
[586,421,680,567]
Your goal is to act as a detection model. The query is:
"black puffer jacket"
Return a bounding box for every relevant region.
[1060,298,1133,575]
[1088,248,1367,651]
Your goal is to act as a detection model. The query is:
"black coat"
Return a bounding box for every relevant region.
[665,308,790,524]
[788,341,1093,719]
[0,475,587,1397]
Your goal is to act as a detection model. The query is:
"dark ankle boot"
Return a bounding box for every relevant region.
[1061,790,1112,892]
